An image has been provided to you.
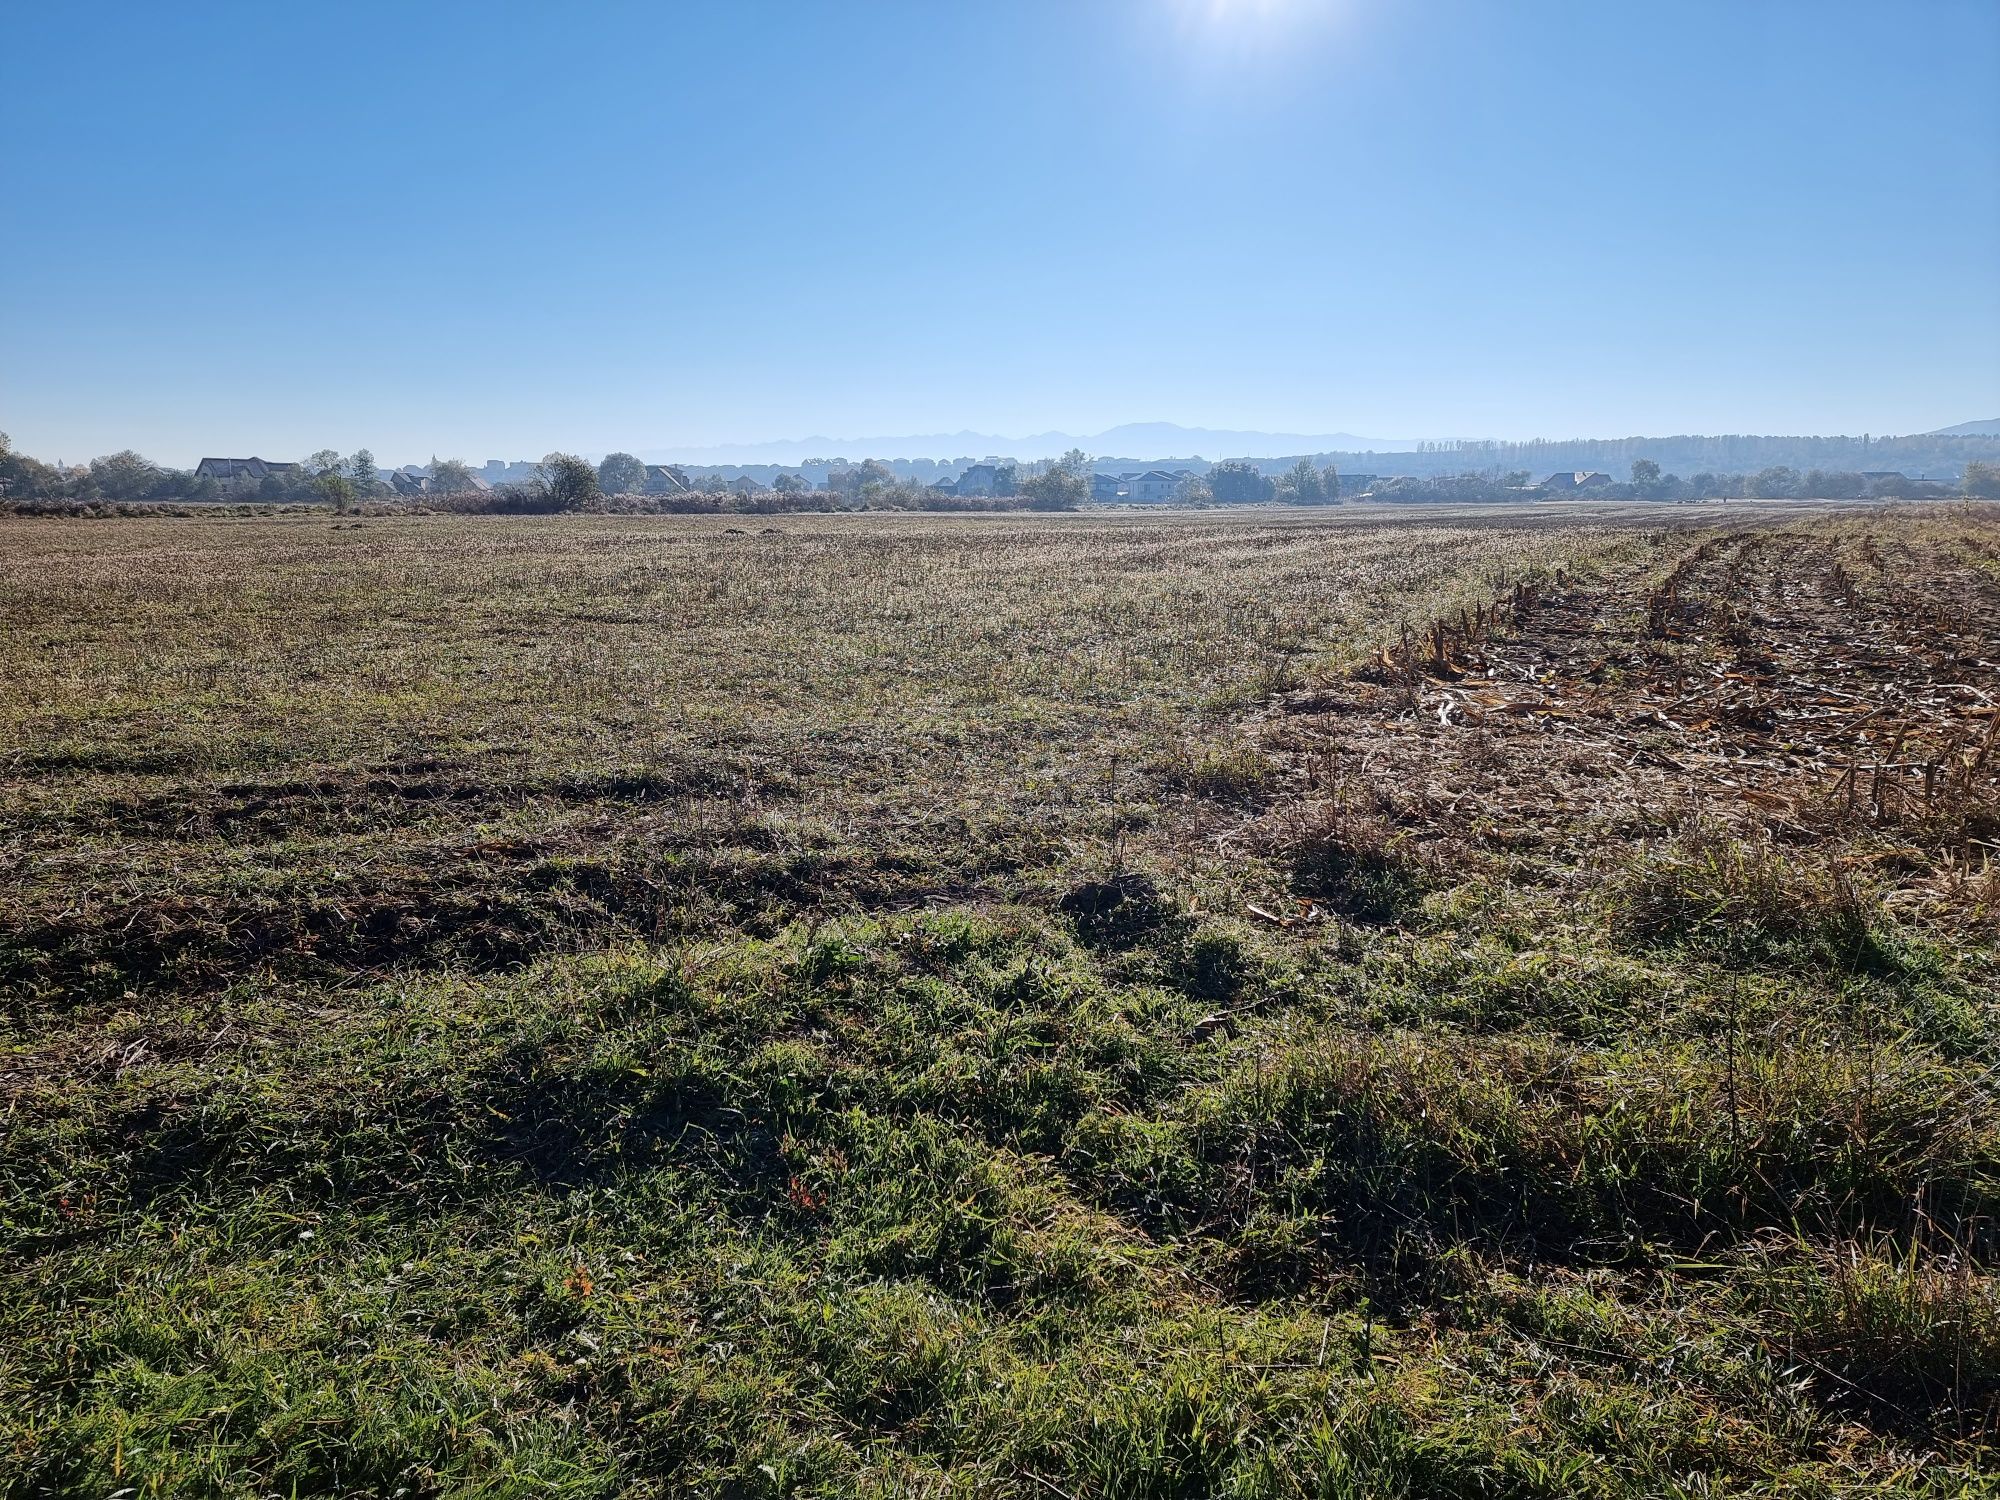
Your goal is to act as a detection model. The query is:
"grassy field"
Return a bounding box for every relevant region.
[3,503,1998,1497]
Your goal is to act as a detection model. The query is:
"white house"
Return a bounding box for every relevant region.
[1127,469,1187,502]
[1539,471,1614,492]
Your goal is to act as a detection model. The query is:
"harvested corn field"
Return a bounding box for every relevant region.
[3,504,1998,1497]
[1252,514,2000,926]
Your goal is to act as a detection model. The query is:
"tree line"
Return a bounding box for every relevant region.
[0,440,616,513]
[6,433,1996,515]
[0,439,1103,515]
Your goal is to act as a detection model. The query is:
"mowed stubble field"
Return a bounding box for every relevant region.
[3,503,1998,1497]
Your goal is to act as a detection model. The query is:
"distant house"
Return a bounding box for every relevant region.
[644,464,692,494]
[382,468,490,496]
[725,475,766,496]
[955,462,1014,498]
[1127,469,1187,503]
[1539,471,1614,492]
[195,456,301,489]
[1337,473,1378,496]
[930,477,959,496]
[1090,472,1125,502]
[477,459,540,487]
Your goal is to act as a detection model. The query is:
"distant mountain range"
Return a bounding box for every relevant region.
[635,422,1415,466]
[437,420,2000,485]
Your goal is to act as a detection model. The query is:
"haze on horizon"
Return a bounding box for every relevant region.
[3,0,1997,468]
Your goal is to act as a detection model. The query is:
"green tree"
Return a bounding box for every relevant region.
[1748,466,1800,499]
[1021,465,1087,510]
[1630,459,1662,494]
[0,435,58,500]
[772,472,807,493]
[597,452,647,494]
[88,450,160,501]
[1207,460,1270,503]
[1280,458,1324,503]
[305,449,343,477]
[429,457,478,494]
[315,469,357,512]
[349,449,379,492]
[538,453,600,511]
[1964,461,2000,499]
[1802,469,1865,498]
[826,459,895,500]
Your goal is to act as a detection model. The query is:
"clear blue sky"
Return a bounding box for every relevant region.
[4,0,1996,465]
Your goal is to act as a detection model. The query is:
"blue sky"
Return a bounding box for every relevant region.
[4,0,1996,465]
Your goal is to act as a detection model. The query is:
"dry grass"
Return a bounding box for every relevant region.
[0,508,1657,1004]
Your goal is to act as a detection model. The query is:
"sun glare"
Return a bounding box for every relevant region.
[1165,0,1346,64]
[1194,0,1295,17]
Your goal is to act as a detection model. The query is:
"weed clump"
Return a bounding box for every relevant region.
[1268,803,1430,923]
[1169,925,1254,1003]
[1609,821,1881,967]
[1152,744,1280,802]
[1734,1241,2000,1431]
[1059,872,1179,948]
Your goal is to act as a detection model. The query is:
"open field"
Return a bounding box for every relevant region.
[4,503,1998,1496]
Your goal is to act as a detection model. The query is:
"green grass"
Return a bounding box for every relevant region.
[3,507,1996,1496]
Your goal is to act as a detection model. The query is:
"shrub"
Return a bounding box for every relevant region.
[1020,466,1088,510]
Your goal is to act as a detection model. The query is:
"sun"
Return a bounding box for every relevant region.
[1175,0,1315,23]
[1165,0,1345,54]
